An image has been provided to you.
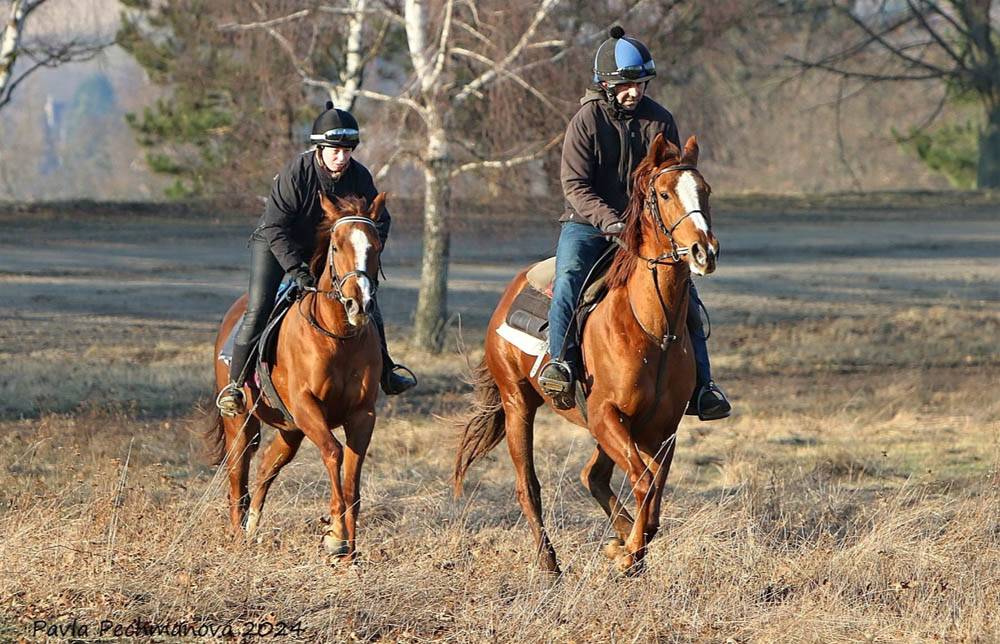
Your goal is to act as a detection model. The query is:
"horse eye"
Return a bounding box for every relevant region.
[659,191,670,200]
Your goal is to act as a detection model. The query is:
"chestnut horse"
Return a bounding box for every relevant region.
[455,135,719,574]
[204,192,384,559]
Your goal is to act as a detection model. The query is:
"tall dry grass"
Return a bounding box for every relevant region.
[1,322,998,642]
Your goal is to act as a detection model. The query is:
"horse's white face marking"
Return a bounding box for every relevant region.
[676,172,709,233]
[348,228,374,308]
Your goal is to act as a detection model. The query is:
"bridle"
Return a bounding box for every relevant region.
[642,163,709,265]
[298,215,379,340]
[619,162,709,350]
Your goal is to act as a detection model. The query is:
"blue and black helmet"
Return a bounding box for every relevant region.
[310,101,360,149]
[593,26,656,85]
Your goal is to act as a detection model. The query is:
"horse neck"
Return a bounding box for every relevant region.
[624,230,692,339]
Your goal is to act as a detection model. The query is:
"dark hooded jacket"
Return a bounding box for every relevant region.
[560,87,680,232]
[254,150,391,273]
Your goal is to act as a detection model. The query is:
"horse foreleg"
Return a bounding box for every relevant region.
[295,402,350,558]
[504,388,559,574]
[222,415,257,536]
[245,428,305,538]
[341,409,376,559]
[644,434,677,545]
[592,404,657,575]
[580,446,634,543]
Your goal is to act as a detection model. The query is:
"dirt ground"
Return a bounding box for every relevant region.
[0,195,998,643]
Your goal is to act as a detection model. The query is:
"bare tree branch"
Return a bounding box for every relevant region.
[217,8,311,32]
[449,131,563,177]
[904,0,968,69]
[452,0,561,106]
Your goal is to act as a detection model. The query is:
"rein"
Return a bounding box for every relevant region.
[298,215,379,340]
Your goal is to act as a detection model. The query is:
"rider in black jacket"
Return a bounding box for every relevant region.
[216,103,416,417]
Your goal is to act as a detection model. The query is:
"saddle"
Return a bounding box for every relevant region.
[218,282,297,423]
[503,251,614,346]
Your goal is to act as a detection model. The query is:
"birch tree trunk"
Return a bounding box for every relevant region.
[413,121,452,352]
[0,0,30,109]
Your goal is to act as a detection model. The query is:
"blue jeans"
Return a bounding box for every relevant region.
[687,282,713,387]
[548,222,612,365]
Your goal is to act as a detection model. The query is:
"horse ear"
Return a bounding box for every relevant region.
[368,192,386,222]
[681,135,699,166]
[317,190,339,217]
[648,134,670,165]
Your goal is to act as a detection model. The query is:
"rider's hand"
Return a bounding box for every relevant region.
[602,220,625,235]
[289,263,316,291]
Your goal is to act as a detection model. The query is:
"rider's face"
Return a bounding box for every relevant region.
[608,81,646,110]
[320,146,353,175]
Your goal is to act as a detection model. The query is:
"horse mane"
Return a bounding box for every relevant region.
[604,149,682,289]
[308,194,372,276]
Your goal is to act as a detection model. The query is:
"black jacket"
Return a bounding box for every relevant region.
[256,150,391,273]
[560,88,680,231]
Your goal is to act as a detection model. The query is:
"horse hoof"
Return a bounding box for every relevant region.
[615,554,645,577]
[604,538,625,560]
[322,534,351,557]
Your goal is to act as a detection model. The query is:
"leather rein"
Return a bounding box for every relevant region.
[298,216,379,340]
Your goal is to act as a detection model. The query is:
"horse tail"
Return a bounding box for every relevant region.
[453,359,506,496]
[201,405,226,466]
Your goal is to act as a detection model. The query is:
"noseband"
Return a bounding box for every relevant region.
[644,164,708,264]
[299,215,379,340]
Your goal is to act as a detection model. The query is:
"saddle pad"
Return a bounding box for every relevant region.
[524,257,609,306]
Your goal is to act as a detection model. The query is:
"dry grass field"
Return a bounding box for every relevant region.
[0,194,998,643]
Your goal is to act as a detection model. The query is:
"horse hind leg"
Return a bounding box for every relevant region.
[245,428,305,538]
[580,446,635,545]
[504,385,560,574]
[220,414,260,536]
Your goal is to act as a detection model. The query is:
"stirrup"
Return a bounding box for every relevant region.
[538,360,573,394]
[381,363,417,395]
[538,360,576,410]
[685,381,731,421]
[216,382,246,418]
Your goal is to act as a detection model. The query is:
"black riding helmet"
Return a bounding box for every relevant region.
[310,101,360,149]
[593,26,656,86]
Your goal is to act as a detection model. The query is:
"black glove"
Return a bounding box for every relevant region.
[289,263,316,291]
[602,220,625,235]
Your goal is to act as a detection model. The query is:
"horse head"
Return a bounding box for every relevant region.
[313,192,385,328]
[629,134,719,276]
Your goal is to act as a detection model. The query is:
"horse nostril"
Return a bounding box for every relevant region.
[692,243,707,265]
[346,299,360,318]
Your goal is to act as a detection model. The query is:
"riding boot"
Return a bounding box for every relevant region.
[685,290,731,421]
[217,341,252,418]
[372,304,416,395]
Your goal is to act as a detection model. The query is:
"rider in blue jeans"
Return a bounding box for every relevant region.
[537,26,731,420]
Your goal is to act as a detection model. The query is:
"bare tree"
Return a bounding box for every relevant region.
[234,0,569,353]
[0,0,110,111]
[785,0,1000,188]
